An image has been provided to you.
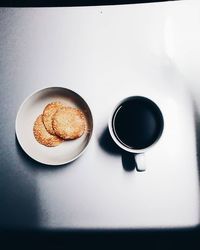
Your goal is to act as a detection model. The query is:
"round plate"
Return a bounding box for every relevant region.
[15,87,93,165]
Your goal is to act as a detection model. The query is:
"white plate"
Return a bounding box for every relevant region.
[15,87,93,165]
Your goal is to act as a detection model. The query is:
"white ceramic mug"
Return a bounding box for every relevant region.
[108,96,164,171]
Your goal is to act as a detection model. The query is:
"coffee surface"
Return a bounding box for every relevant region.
[113,97,163,150]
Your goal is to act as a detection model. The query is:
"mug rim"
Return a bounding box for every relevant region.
[108,96,164,154]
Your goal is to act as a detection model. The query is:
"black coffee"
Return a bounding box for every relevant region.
[112,96,164,150]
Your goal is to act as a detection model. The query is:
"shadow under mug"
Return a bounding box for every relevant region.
[108,96,164,171]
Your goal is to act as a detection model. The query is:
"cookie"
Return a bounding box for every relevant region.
[52,107,86,140]
[33,114,63,147]
[42,102,65,135]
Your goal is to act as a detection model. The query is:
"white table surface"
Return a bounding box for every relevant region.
[0,0,199,229]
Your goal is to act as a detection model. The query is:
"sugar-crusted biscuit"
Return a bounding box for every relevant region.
[43,102,65,135]
[52,107,86,140]
[33,114,63,147]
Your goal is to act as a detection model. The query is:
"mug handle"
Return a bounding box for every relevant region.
[135,154,146,171]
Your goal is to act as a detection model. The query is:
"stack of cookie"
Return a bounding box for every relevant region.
[33,102,86,147]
